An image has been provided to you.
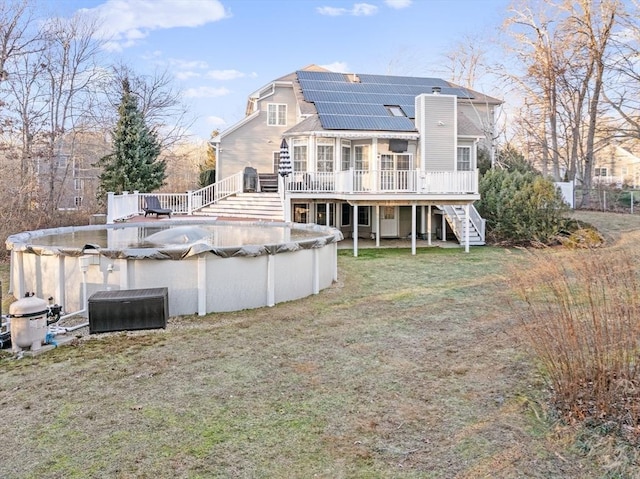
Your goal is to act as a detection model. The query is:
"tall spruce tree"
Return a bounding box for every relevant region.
[97,78,166,201]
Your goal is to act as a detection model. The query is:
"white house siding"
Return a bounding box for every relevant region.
[416,94,457,171]
[218,83,296,179]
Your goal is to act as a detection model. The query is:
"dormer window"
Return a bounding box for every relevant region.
[386,105,405,117]
[267,103,287,126]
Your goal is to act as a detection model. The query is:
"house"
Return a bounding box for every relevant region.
[593,144,640,188]
[211,65,502,253]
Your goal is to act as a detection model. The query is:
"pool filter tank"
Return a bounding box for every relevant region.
[9,294,48,353]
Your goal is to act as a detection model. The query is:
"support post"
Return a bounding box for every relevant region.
[427,205,432,246]
[375,205,380,248]
[353,204,358,257]
[197,256,207,315]
[411,204,417,255]
[465,203,470,253]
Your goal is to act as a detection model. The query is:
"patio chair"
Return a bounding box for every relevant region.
[143,195,172,218]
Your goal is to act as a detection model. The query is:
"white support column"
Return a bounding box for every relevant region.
[420,206,426,238]
[353,204,359,257]
[427,205,432,246]
[57,256,65,308]
[375,205,380,248]
[312,249,320,294]
[119,259,129,290]
[441,214,446,242]
[465,203,470,253]
[267,254,276,306]
[411,204,417,255]
[197,256,207,315]
[15,251,25,299]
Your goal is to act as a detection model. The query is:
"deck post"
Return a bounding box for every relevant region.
[353,204,359,257]
[428,205,432,246]
[375,205,380,248]
[465,203,470,253]
[411,204,417,255]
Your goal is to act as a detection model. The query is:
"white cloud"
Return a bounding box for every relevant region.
[183,86,231,98]
[80,0,230,50]
[352,3,378,16]
[317,3,378,16]
[175,71,201,81]
[316,6,348,16]
[320,62,349,73]
[205,116,227,127]
[205,69,246,81]
[384,0,412,8]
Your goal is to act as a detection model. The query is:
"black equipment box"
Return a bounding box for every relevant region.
[88,288,168,334]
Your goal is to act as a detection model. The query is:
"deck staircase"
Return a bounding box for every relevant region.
[439,204,485,246]
[194,192,284,221]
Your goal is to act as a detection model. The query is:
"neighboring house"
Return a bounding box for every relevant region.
[213,65,502,250]
[593,144,640,188]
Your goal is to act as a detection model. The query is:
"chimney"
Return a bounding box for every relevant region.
[432,86,441,95]
[350,73,360,83]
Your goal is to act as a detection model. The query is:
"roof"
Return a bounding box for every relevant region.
[295,70,501,132]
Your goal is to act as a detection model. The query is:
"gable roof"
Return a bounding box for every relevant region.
[295,70,501,133]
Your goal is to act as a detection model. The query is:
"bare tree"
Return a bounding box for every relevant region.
[87,63,194,150]
[441,34,488,89]
[0,0,41,83]
[503,0,622,205]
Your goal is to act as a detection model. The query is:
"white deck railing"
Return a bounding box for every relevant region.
[287,169,478,194]
[106,171,244,223]
[106,169,477,223]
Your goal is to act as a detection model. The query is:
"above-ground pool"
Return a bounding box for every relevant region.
[6,220,343,316]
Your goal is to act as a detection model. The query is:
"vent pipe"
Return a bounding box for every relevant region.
[432,86,441,95]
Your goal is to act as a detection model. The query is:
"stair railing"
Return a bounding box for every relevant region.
[439,204,485,244]
[187,170,244,213]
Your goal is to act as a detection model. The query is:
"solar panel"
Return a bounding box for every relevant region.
[296,70,474,131]
[320,115,416,131]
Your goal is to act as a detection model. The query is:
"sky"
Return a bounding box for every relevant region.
[48,0,511,141]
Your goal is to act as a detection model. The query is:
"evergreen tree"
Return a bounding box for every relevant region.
[96,78,166,201]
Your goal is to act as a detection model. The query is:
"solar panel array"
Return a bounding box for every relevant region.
[297,70,474,132]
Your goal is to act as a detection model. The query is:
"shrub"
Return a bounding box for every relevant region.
[477,169,569,245]
[511,248,640,444]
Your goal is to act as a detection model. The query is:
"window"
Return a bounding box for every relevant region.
[55,155,69,169]
[74,178,84,191]
[357,206,370,226]
[341,203,351,226]
[354,145,369,170]
[293,203,309,223]
[457,146,472,171]
[341,140,351,171]
[272,151,280,174]
[595,167,608,177]
[293,140,307,172]
[385,105,405,117]
[267,103,287,126]
[316,140,334,172]
[316,203,335,226]
[74,196,83,208]
[396,154,411,170]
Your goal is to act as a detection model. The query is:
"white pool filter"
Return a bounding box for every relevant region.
[9,294,48,353]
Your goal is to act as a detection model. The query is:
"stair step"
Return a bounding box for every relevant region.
[195,192,284,221]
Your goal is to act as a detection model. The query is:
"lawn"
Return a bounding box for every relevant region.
[1,211,637,478]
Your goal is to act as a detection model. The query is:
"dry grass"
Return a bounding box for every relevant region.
[1,211,638,478]
[511,248,640,435]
